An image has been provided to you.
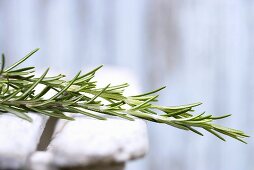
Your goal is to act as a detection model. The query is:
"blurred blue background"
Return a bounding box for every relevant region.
[0,0,253,170]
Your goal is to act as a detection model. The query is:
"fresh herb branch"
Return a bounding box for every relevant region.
[0,49,249,143]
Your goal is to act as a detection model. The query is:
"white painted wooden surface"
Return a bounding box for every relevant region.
[46,118,148,168]
[0,113,48,169]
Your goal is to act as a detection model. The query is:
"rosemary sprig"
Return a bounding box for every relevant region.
[0,49,249,143]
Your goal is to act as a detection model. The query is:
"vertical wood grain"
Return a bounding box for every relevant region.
[0,0,253,170]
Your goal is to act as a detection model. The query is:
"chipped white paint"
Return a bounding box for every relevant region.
[0,113,48,169]
[47,118,148,168]
[28,152,56,170]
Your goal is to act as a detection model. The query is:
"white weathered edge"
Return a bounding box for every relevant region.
[0,113,48,169]
[46,117,149,168]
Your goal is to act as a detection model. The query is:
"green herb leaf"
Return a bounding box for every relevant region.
[0,49,249,144]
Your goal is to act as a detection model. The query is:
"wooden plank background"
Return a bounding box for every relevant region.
[0,0,253,170]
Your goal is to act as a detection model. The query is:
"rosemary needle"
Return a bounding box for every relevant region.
[0,49,249,143]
